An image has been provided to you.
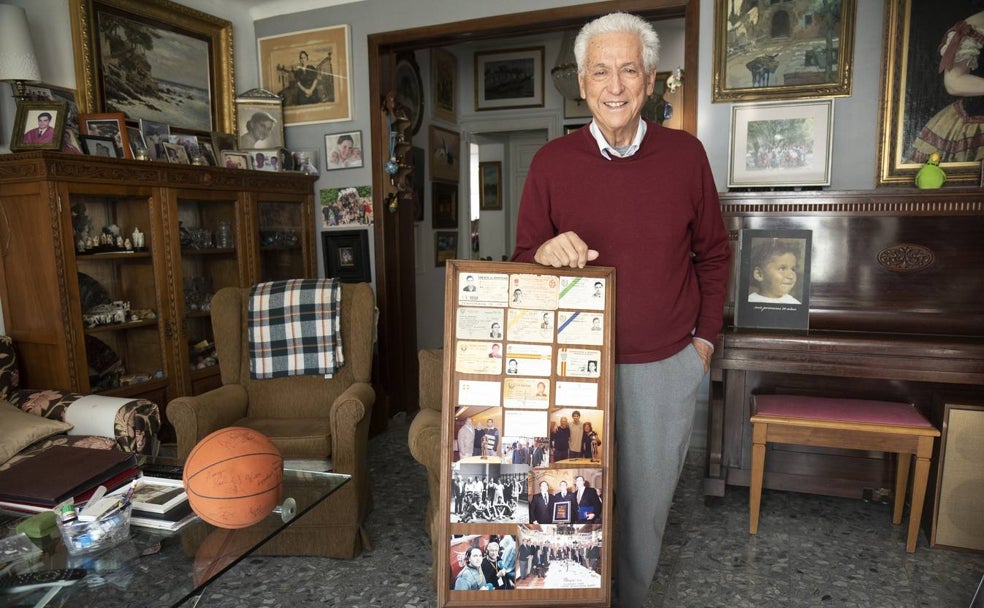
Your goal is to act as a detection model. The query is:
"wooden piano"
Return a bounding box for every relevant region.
[706,189,984,500]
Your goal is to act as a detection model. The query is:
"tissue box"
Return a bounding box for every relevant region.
[56,504,132,555]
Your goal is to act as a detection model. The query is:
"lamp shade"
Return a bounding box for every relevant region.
[0,4,41,83]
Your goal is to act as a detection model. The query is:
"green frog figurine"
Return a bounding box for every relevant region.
[914,152,946,189]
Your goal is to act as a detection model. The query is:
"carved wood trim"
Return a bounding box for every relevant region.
[877,243,935,273]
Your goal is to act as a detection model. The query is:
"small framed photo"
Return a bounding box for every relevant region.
[235,88,285,150]
[221,150,251,170]
[728,99,834,189]
[169,134,203,162]
[474,47,544,111]
[479,161,502,210]
[80,112,131,159]
[245,148,283,172]
[429,125,459,182]
[161,141,189,164]
[292,149,320,175]
[434,231,458,267]
[324,130,363,170]
[734,228,812,331]
[126,126,148,159]
[432,181,458,229]
[322,229,372,283]
[432,48,457,124]
[10,101,68,152]
[80,134,122,158]
[139,118,170,161]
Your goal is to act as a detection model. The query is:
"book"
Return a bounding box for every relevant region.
[131,499,192,522]
[129,478,187,514]
[130,510,198,532]
[0,446,139,508]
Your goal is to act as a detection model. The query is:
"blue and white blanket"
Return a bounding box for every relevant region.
[247,278,344,380]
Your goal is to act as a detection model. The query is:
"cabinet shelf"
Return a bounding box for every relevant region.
[84,319,159,334]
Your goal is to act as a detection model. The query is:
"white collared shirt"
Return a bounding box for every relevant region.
[588,119,647,160]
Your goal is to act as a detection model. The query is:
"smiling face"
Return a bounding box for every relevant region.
[753,252,798,298]
[578,31,655,147]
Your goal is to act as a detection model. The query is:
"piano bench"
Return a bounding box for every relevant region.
[749,394,940,553]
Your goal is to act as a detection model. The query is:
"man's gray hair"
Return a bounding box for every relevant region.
[574,12,660,73]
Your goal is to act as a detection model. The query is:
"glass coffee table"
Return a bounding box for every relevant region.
[0,466,349,608]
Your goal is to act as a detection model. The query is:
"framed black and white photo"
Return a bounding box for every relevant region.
[734,229,812,331]
[80,134,122,158]
[728,99,833,188]
[322,229,371,283]
[474,47,544,111]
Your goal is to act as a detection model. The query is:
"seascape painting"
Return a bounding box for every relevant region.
[96,10,212,132]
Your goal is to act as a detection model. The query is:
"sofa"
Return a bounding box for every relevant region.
[408,348,444,584]
[0,335,162,472]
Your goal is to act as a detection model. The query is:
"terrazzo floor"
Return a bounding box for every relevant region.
[192,413,984,607]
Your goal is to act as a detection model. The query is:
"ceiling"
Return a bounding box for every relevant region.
[237,0,363,20]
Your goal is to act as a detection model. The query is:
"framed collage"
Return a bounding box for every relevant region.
[437,260,615,606]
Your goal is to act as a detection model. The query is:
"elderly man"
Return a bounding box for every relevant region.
[512,12,730,607]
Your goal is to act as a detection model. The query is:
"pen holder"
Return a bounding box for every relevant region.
[56,503,132,555]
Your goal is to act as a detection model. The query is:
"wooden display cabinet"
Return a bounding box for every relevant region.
[0,152,316,436]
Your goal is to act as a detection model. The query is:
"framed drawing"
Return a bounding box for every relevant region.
[475,47,545,111]
[322,229,372,283]
[434,231,458,267]
[432,48,457,124]
[432,182,458,229]
[257,25,353,126]
[9,101,67,152]
[429,125,460,182]
[712,0,855,102]
[395,52,424,136]
[324,130,364,170]
[734,229,812,331]
[878,0,984,185]
[728,99,833,189]
[479,161,502,211]
[80,112,131,159]
[235,89,285,150]
[68,0,234,134]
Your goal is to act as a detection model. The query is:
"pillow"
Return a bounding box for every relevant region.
[0,399,73,465]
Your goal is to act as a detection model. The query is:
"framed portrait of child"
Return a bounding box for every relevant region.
[734,228,812,331]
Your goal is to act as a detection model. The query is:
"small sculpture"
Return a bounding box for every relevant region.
[914,152,946,189]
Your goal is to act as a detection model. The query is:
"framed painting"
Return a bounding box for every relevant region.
[712,0,855,102]
[257,25,353,126]
[80,112,132,159]
[324,130,364,170]
[432,48,457,124]
[475,47,545,111]
[479,161,502,211]
[10,101,67,152]
[69,0,234,134]
[878,0,984,185]
[432,182,458,229]
[322,229,372,283]
[429,125,460,182]
[728,99,833,188]
[434,231,458,267]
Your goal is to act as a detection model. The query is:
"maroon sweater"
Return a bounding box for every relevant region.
[512,122,731,364]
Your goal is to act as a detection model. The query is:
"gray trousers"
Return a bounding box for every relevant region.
[613,344,705,608]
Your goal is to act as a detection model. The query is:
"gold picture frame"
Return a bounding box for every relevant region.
[10,101,68,153]
[69,0,235,134]
[712,0,855,102]
[432,48,457,124]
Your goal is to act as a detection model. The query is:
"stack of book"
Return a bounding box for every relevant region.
[127,476,195,532]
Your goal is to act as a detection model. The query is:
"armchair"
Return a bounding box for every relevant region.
[166,282,376,558]
[408,348,444,586]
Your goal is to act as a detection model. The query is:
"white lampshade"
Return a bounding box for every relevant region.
[0,4,41,83]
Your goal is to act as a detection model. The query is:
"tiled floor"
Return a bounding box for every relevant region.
[199,414,984,607]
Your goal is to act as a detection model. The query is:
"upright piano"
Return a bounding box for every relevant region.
[706,189,984,500]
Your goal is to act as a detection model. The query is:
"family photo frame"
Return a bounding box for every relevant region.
[9,101,68,152]
[324,130,363,170]
[474,47,544,111]
[69,0,235,134]
[80,112,131,159]
[728,99,833,189]
[712,0,855,102]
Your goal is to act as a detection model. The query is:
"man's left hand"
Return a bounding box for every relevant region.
[692,339,712,373]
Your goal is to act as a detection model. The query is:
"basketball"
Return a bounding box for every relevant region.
[183,427,284,529]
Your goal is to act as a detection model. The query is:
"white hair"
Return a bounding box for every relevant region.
[574,12,660,73]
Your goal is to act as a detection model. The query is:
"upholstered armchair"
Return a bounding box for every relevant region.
[166,282,376,559]
[408,348,444,585]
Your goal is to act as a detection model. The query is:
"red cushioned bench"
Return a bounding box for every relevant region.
[749,394,940,553]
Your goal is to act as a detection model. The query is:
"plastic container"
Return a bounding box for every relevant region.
[55,503,132,555]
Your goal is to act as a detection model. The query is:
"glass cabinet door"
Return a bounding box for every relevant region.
[254,196,313,282]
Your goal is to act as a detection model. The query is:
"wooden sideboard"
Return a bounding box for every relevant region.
[705,189,984,499]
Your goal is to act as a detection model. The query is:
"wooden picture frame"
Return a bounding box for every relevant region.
[9,101,67,152]
[728,100,833,188]
[80,134,121,158]
[20,83,82,154]
[68,0,234,134]
[432,48,457,124]
[257,25,353,126]
[474,47,545,111]
[877,0,984,185]
[324,130,364,170]
[429,125,460,182]
[80,112,132,159]
[734,228,812,331]
[432,182,458,229]
[479,161,502,211]
[712,0,855,102]
[235,88,285,151]
[434,231,458,267]
[437,260,615,605]
[322,229,372,283]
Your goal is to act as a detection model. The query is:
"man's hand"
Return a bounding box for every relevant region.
[692,338,712,373]
[533,231,600,268]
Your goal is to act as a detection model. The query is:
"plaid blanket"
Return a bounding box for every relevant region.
[247,278,344,380]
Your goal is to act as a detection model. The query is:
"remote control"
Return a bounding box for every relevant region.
[0,569,86,591]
